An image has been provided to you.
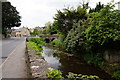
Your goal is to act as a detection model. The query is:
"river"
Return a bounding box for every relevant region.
[41,46,113,80]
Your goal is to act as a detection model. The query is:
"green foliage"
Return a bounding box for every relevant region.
[67,72,101,80]
[51,2,120,53]
[53,6,87,36]
[85,4,120,46]
[35,52,41,55]
[51,39,64,48]
[46,70,102,80]
[31,29,39,36]
[110,64,120,79]
[27,42,39,51]
[46,69,63,79]
[59,34,66,42]
[45,21,58,35]
[64,20,89,53]
[89,2,104,13]
[29,37,46,46]
[113,70,120,80]
[45,2,120,79]
[39,29,47,35]
[28,37,45,52]
[2,2,21,37]
[83,53,104,66]
[2,28,8,37]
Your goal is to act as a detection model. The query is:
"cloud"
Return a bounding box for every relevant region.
[8,0,120,28]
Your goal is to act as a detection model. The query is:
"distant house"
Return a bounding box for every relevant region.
[29,27,45,33]
[35,27,45,31]
[11,27,30,37]
[29,28,35,33]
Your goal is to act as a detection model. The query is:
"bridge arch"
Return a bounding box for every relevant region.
[40,35,58,42]
[51,38,55,41]
[45,38,50,43]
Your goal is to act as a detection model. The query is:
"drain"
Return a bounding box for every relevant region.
[1,57,7,59]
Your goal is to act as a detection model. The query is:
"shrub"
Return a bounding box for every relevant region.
[35,52,41,55]
[67,72,101,80]
[85,4,120,51]
[46,69,63,79]
[27,42,39,51]
[83,53,103,66]
[29,37,46,46]
[51,39,64,48]
[46,69,102,80]
[64,20,88,53]
[53,6,87,36]
[113,71,120,80]
[28,37,46,52]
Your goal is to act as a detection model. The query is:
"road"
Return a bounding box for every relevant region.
[0,37,29,78]
[0,37,26,64]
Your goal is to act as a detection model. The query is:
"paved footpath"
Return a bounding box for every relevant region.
[0,40,28,79]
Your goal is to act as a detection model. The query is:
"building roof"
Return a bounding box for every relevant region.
[35,27,45,30]
[13,27,28,32]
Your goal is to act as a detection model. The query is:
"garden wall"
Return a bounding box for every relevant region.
[104,50,120,63]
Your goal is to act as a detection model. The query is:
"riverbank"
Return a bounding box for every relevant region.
[26,37,116,80]
[41,45,113,80]
[26,46,50,79]
[50,43,120,80]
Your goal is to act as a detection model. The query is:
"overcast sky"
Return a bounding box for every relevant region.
[8,0,119,28]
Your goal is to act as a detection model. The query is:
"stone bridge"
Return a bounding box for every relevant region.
[40,35,58,43]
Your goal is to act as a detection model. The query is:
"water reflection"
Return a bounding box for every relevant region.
[42,46,61,69]
[42,46,112,80]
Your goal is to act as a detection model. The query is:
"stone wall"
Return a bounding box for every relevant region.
[104,50,120,63]
[26,47,51,78]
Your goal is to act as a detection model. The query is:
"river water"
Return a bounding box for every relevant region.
[41,46,112,80]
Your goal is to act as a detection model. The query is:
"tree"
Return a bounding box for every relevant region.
[53,6,87,37]
[64,20,87,53]
[85,4,120,52]
[89,2,104,13]
[81,0,89,9]
[45,21,58,35]
[31,28,39,36]
[2,2,21,37]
